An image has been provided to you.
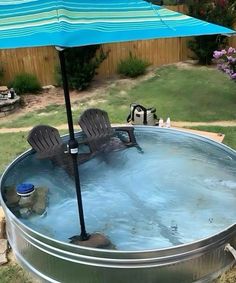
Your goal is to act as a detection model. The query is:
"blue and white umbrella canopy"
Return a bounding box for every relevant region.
[0,0,235,49]
[0,0,235,241]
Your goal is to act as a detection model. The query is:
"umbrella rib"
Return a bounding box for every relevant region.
[147,1,176,31]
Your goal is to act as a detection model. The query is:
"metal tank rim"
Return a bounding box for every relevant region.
[1,126,236,267]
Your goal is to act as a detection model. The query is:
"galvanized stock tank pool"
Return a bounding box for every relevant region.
[1,126,236,283]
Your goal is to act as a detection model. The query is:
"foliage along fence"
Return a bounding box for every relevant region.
[0,5,235,86]
[97,36,191,78]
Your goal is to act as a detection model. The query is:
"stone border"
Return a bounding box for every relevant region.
[0,207,7,265]
[0,95,20,118]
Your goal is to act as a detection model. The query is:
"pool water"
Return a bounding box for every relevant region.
[3,128,236,251]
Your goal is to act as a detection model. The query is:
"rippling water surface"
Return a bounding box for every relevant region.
[3,128,236,250]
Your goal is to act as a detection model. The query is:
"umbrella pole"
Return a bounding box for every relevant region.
[57,48,89,241]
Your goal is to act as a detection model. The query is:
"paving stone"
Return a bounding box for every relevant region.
[4,187,20,208]
[0,86,8,92]
[0,239,8,265]
[33,187,48,215]
[70,233,113,249]
[0,95,20,116]
[0,207,5,239]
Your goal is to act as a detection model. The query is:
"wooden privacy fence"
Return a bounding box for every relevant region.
[0,5,235,86]
[97,5,190,78]
[229,32,236,49]
[0,47,58,86]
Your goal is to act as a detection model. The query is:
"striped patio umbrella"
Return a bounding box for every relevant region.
[0,0,234,49]
[0,0,235,242]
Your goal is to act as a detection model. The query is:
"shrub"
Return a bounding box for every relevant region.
[187,0,236,65]
[56,45,108,91]
[9,73,41,94]
[117,54,149,78]
[188,35,223,65]
[213,47,236,80]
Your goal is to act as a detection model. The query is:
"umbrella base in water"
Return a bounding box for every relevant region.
[69,233,113,249]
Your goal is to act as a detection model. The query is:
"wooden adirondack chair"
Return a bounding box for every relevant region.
[27,125,91,176]
[78,108,137,154]
[27,125,64,159]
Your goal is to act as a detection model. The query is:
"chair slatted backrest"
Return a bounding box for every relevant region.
[27,125,62,157]
[79,108,115,152]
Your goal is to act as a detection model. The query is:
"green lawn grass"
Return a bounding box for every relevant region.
[80,65,236,122]
[0,104,67,129]
[0,264,33,283]
[0,132,29,173]
[0,66,235,129]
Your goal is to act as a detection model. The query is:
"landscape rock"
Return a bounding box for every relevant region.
[0,239,8,265]
[4,187,20,208]
[0,207,5,239]
[0,95,21,117]
[19,207,32,219]
[4,186,48,217]
[32,187,48,215]
[70,233,113,249]
[42,85,55,90]
[0,86,8,92]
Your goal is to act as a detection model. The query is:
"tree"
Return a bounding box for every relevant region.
[65,45,108,90]
[186,0,236,64]
[56,45,109,91]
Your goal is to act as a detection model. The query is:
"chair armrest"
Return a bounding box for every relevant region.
[114,126,134,132]
[114,126,137,145]
[77,138,94,153]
